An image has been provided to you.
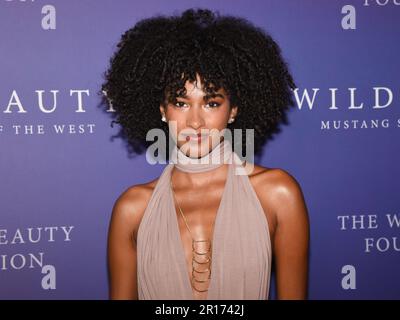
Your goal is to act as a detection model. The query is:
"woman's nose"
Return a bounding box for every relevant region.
[187,106,204,129]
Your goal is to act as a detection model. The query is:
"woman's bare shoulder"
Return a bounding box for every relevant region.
[116,179,157,210]
[248,163,301,189]
[110,177,160,241]
[250,164,307,223]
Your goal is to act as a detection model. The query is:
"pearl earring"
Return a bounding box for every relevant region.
[228,118,235,124]
[161,115,166,122]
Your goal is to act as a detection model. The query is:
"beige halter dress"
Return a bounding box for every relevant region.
[137,139,272,299]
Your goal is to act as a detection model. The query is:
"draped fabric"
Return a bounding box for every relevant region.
[137,139,272,299]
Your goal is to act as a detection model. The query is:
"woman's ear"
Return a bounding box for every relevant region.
[230,106,238,119]
[160,104,167,122]
[160,104,166,116]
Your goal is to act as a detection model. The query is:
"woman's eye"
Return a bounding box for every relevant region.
[206,101,221,108]
[175,101,188,108]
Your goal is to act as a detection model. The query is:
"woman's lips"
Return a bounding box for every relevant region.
[185,133,208,142]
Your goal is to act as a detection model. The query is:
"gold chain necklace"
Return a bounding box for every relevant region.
[170,180,214,293]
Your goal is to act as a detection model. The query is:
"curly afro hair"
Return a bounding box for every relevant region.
[99,7,296,158]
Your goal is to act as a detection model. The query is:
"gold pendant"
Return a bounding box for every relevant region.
[191,239,212,292]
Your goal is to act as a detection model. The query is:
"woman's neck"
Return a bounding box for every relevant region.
[170,138,233,188]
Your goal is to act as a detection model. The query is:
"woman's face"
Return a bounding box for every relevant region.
[160,73,237,158]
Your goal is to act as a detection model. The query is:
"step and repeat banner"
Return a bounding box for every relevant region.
[0,0,399,299]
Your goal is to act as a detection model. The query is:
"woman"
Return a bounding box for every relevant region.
[101,8,309,300]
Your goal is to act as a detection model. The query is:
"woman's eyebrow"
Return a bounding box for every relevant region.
[176,93,225,100]
[204,93,225,100]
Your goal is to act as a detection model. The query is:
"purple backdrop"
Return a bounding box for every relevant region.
[0,0,399,299]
